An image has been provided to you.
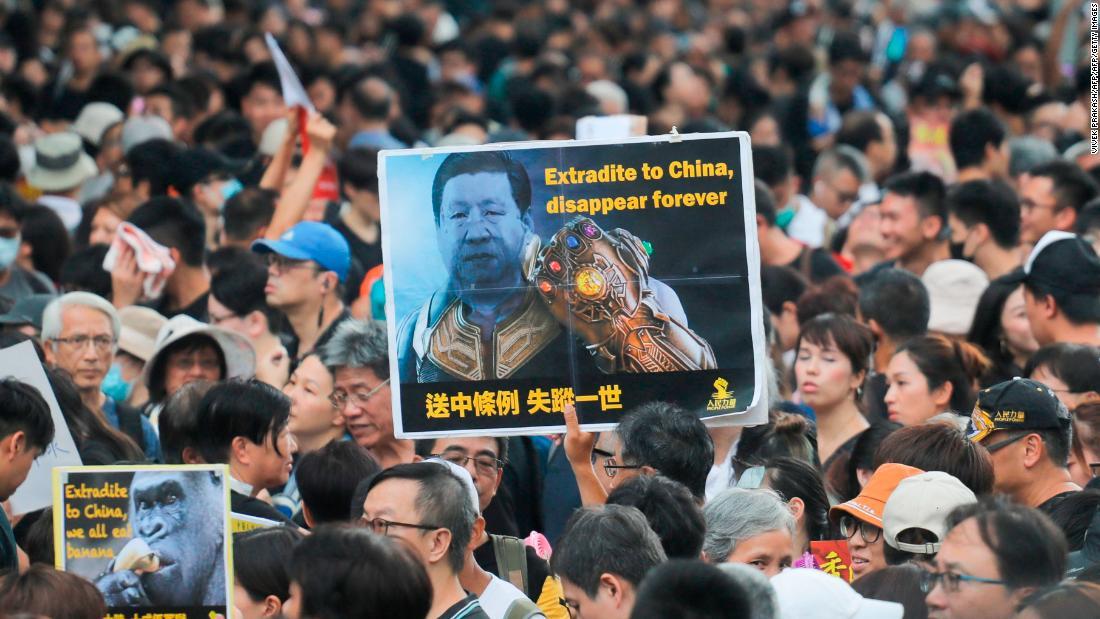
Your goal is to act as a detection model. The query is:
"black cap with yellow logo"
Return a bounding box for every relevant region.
[966,378,1071,443]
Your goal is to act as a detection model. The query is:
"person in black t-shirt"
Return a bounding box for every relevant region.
[325,147,383,305]
[191,380,297,526]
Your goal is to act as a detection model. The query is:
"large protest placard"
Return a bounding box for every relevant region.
[53,464,233,618]
[1,340,82,514]
[380,132,766,437]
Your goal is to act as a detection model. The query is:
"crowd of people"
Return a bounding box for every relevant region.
[0,0,1096,617]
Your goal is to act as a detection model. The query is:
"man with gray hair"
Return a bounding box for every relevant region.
[322,318,412,468]
[42,291,159,459]
[551,504,667,619]
[702,488,796,577]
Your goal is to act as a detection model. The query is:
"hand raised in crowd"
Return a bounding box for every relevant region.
[305,113,336,153]
[110,243,144,310]
[563,403,596,468]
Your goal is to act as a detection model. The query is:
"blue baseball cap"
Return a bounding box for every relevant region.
[251,222,351,283]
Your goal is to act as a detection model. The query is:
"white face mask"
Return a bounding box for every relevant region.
[0,233,21,269]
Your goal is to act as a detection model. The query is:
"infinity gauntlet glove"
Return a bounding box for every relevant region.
[530,217,716,373]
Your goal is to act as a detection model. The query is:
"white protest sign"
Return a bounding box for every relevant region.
[264,32,314,112]
[3,340,82,514]
[575,115,647,140]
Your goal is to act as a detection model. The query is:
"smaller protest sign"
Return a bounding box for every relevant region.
[575,115,647,140]
[1,340,82,515]
[53,464,233,618]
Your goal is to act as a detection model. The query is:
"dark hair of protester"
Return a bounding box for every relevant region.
[60,244,112,297]
[949,108,1006,171]
[1027,159,1100,216]
[222,187,276,243]
[550,505,667,596]
[337,147,380,194]
[148,334,226,402]
[852,563,929,619]
[893,334,991,414]
[45,368,143,464]
[0,564,106,619]
[289,525,432,619]
[629,559,751,619]
[126,138,185,198]
[1044,489,1100,552]
[761,265,809,316]
[946,180,1020,249]
[128,196,207,267]
[606,475,705,559]
[431,150,531,222]
[0,135,19,182]
[20,506,53,566]
[20,204,71,282]
[797,312,875,385]
[835,421,900,502]
[946,497,1067,590]
[836,110,886,153]
[364,462,476,574]
[752,145,793,188]
[158,380,215,464]
[735,412,820,472]
[874,422,994,495]
[1024,343,1100,397]
[297,440,380,526]
[193,380,291,464]
[1018,581,1100,617]
[857,268,930,340]
[884,171,948,226]
[796,276,859,325]
[617,401,715,499]
[968,275,1031,386]
[210,255,279,325]
[233,527,305,608]
[764,457,831,543]
[0,376,54,451]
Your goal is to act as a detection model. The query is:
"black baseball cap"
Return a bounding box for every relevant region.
[1003,231,1100,294]
[966,377,1071,443]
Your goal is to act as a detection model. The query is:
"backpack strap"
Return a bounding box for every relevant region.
[491,534,529,593]
[503,596,545,619]
[113,402,145,453]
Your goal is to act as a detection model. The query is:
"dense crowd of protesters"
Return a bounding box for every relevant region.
[0,0,1098,617]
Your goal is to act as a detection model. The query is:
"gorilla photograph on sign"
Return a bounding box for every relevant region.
[379,132,766,437]
[53,465,232,618]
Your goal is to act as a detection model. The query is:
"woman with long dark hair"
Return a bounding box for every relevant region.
[46,367,144,464]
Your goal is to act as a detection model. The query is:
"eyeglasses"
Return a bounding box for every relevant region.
[561,598,580,618]
[591,446,614,465]
[603,457,643,478]
[53,335,115,353]
[839,515,882,544]
[265,253,320,275]
[329,378,391,409]
[361,517,442,536]
[919,569,1007,594]
[982,432,1031,453]
[432,452,504,475]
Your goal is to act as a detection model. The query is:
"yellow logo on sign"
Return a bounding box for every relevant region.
[708,378,737,411]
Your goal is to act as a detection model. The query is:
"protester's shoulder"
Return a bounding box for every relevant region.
[441,594,491,619]
[230,491,296,526]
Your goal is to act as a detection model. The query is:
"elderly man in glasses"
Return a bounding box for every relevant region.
[924,497,1066,619]
[413,435,566,618]
[322,317,413,469]
[42,291,160,460]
